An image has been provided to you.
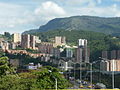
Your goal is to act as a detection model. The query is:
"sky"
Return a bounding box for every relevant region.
[0,0,120,34]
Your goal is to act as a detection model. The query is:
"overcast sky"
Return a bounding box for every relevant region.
[0,0,120,34]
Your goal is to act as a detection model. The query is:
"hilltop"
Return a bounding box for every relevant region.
[24,16,120,35]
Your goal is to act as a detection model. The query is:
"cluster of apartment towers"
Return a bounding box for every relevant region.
[0,33,90,65]
[1,32,120,72]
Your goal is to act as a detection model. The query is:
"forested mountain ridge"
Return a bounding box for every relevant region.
[24,16,120,35]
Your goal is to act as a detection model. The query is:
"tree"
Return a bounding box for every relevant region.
[0,56,14,76]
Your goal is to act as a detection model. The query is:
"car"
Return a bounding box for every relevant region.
[114,88,119,89]
[79,84,84,88]
[82,81,87,85]
[76,79,82,84]
[95,83,106,89]
[88,85,92,88]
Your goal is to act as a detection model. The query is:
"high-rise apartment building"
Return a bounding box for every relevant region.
[54,36,66,46]
[75,39,90,63]
[111,50,117,59]
[38,42,53,54]
[21,34,36,49]
[30,35,36,49]
[0,41,9,50]
[52,48,60,58]
[102,50,120,60]
[66,48,73,58]
[21,34,30,49]
[102,51,108,59]
[13,33,21,43]
[100,59,120,71]
[78,39,87,47]
[35,36,41,43]
[117,50,120,59]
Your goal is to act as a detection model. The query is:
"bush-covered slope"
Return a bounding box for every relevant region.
[24,16,120,35]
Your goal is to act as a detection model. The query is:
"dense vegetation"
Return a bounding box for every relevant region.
[29,30,120,61]
[6,52,57,67]
[0,54,70,90]
[24,16,120,35]
[0,32,12,41]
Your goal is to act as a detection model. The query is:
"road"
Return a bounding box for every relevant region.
[69,80,95,89]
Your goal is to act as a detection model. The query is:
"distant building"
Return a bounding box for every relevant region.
[117,50,120,59]
[102,50,120,60]
[38,42,53,54]
[75,48,83,62]
[102,51,108,59]
[58,58,73,71]
[35,36,41,43]
[27,63,37,70]
[100,60,110,71]
[30,35,36,49]
[100,59,120,71]
[13,33,21,43]
[66,48,73,58]
[75,39,90,63]
[78,39,87,47]
[0,41,9,50]
[27,63,42,70]
[52,48,60,58]
[54,36,66,46]
[21,34,30,49]
[111,50,117,59]
[21,34,36,49]
[9,42,17,49]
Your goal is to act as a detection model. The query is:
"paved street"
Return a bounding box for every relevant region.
[69,80,95,89]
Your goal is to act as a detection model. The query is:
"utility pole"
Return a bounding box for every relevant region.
[80,63,82,82]
[112,60,115,89]
[90,63,92,88]
[55,78,57,90]
[74,63,76,86]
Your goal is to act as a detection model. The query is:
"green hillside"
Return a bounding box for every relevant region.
[24,16,120,35]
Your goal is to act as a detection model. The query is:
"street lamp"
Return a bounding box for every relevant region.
[88,60,102,88]
[112,59,115,89]
[90,63,92,88]
[48,70,58,90]
[68,61,76,87]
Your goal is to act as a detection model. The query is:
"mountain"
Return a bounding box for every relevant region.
[23,15,120,35]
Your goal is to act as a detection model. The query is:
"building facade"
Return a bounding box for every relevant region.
[30,35,36,49]
[13,33,21,43]
[66,48,73,58]
[75,39,90,63]
[54,36,66,46]
[21,34,30,49]
[100,59,120,71]
[21,34,36,49]
[102,50,120,60]
[38,42,53,54]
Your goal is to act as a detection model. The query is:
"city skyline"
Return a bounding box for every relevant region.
[1,0,120,33]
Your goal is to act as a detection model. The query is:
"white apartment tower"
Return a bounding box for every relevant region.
[75,39,89,63]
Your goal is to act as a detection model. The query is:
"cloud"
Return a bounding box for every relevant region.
[97,0,102,4]
[0,1,67,33]
[1,0,120,33]
[68,1,120,17]
[35,1,66,18]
